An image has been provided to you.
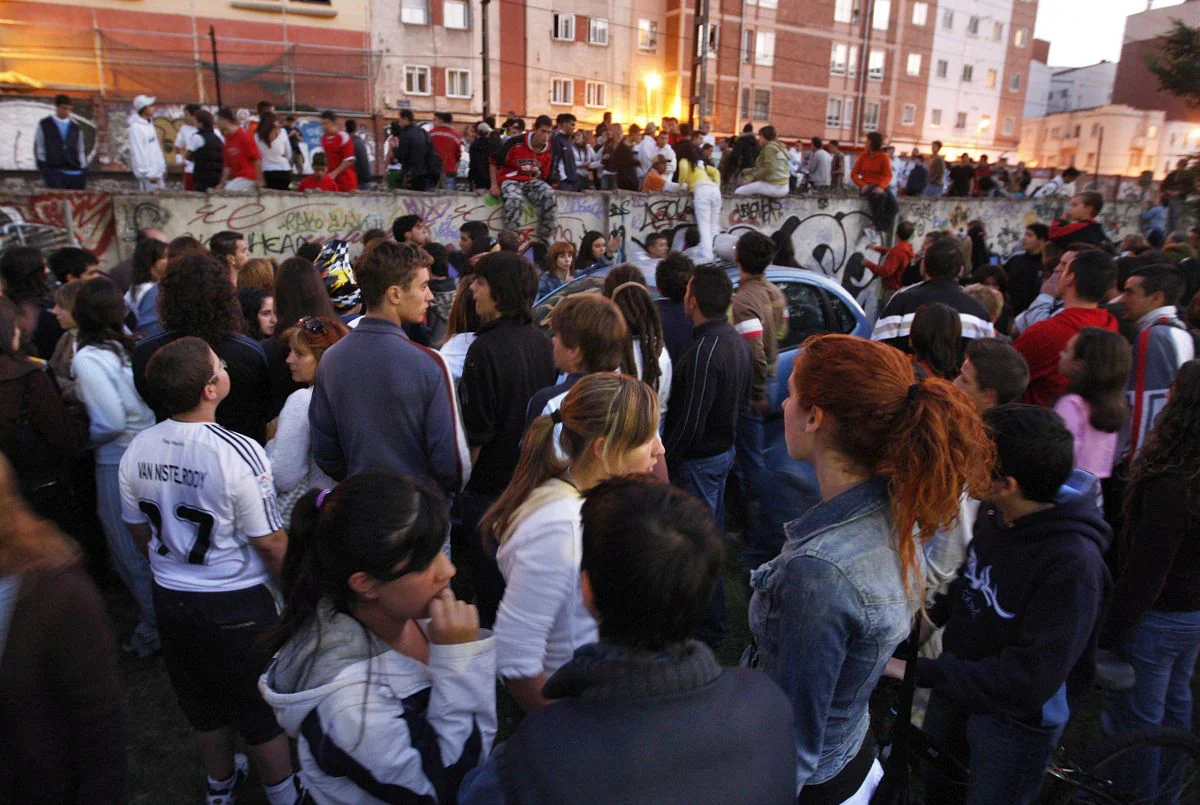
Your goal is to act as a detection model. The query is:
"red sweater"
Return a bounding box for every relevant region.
[491,132,553,184]
[851,150,892,190]
[1014,306,1120,407]
[864,240,913,292]
[297,173,339,192]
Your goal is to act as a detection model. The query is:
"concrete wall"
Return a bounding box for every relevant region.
[0,188,1142,320]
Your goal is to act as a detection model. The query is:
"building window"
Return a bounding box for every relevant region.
[873,0,890,30]
[743,28,755,64]
[906,53,921,76]
[834,0,854,24]
[551,78,572,105]
[638,19,658,52]
[1091,122,1100,137]
[902,104,916,125]
[942,9,954,30]
[843,98,854,129]
[404,64,431,94]
[993,21,1003,41]
[1074,124,1081,137]
[986,68,996,88]
[830,43,848,75]
[961,64,974,82]
[936,59,948,79]
[401,0,428,25]
[931,108,942,126]
[755,31,775,66]
[1010,72,1021,92]
[446,68,471,98]
[1003,116,1015,136]
[1014,27,1028,47]
[444,0,468,28]
[748,0,779,7]
[588,18,609,45]
[967,16,980,35]
[912,1,928,25]
[848,45,859,76]
[864,100,880,130]
[697,23,718,58]
[955,111,967,129]
[826,97,843,127]
[868,50,884,81]
[585,81,606,108]
[552,13,575,40]
[754,89,771,119]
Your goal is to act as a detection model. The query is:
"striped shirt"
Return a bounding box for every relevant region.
[871,278,996,350]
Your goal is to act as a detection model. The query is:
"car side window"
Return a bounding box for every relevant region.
[777,281,828,349]
[534,276,606,328]
[825,290,858,334]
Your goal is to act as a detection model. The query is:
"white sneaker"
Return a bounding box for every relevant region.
[206,753,249,805]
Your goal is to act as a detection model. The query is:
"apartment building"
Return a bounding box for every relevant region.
[656,0,1036,151]
[1112,0,1200,125]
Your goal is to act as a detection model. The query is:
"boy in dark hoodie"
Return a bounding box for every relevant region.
[1049,190,1109,248]
[888,404,1111,805]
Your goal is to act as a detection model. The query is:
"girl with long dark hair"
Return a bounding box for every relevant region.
[909,301,963,380]
[260,474,496,804]
[255,112,294,190]
[602,268,672,417]
[126,237,167,337]
[72,277,158,656]
[574,230,616,276]
[482,373,663,714]
[749,334,995,800]
[265,256,338,418]
[1053,327,1130,484]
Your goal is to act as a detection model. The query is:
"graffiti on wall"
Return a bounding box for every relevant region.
[0,191,118,263]
[0,98,98,172]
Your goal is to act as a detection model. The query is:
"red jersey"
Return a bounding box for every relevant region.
[429,125,463,175]
[320,131,358,191]
[222,128,261,181]
[1014,306,1120,407]
[297,174,339,192]
[491,132,553,184]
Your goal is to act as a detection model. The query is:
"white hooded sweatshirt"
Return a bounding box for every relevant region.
[260,599,497,804]
[127,112,167,181]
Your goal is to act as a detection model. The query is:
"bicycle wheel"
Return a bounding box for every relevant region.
[1051,727,1200,804]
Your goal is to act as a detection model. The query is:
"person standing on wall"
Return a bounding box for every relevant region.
[255,112,294,191]
[216,107,264,193]
[318,110,358,192]
[430,112,464,191]
[395,109,437,191]
[34,94,88,190]
[183,110,225,194]
[346,120,372,189]
[128,95,166,192]
[173,104,204,192]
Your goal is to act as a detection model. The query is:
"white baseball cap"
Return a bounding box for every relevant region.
[132,94,156,112]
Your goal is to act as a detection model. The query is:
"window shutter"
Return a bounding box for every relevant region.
[434,67,446,97]
[577,15,588,42]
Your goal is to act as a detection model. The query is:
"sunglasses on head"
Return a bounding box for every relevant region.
[298,316,326,334]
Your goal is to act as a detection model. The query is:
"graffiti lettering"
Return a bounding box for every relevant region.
[728,197,783,227]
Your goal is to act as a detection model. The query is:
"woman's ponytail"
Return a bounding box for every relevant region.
[267,488,327,653]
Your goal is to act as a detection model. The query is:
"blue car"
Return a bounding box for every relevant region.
[534,261,871,559]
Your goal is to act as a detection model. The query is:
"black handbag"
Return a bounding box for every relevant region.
[2,370,69,493]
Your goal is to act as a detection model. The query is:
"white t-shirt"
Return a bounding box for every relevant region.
[175,124,197,172]
[119,419,283,593]
[257,131,294,172]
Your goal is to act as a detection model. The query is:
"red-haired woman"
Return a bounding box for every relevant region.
[266,315,349,522]
[747,334,994,802]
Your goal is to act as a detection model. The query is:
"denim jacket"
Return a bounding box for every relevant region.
[748,476,919,792]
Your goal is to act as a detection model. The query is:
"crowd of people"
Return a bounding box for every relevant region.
[1,164,1199,805]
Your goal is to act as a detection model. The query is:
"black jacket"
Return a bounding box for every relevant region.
[351,133,371,187]
[728,133,760,178]
[917,471,1112,722]
[656,298,693,363]
[664,318,751,465]
[191,127,224,192]
[494,642,796,805]
[1004,251,1043,314]
[550,130,579,189]
[469,135,502,190]
[871,277,995,352]
[396,123,433,178]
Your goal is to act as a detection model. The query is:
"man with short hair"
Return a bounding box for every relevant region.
[35,94,88,189]
[1117,264,1194,457]
[1161,158,1191,232]
[644,232,670,261]
[1049,191,1109,248]
[806,137,832,189]
[392,214,431,246]
[864,220,916,295]
[655,251,695,361]
[128,95,167,191]
[851,132,896,232]
[216,107,262,193]
[892,404,1111,805]
[904,151,928,196]
[394,109,436,191]
[458,477,796,805]
[924,140,946,198]
[430,111,463,190]
[120,336,303,805]
[47,247,101,285]
[209,231,250,285]
[550,113,579,190]
[318,110,357,191]
[664,267,752,648]
[735,126,791,198]
[345,119,372,188]
[640,154,683,193]
[1014,249,1120,407]
[173,104,203,191]
[489,115,557,243]
[872,237,995,351]
[1032,166,1080,199]
[954,338,1031,412]
[1005,224,1049,313]
[309,240,469,491]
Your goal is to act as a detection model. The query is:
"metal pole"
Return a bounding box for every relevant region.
[697,0,709,128]
[209,25,223,108]
[92,9,106,99]
[481,0,491,120]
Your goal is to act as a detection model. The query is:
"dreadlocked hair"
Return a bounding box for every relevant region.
[609,281,665,393]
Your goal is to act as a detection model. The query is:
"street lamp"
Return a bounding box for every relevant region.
[644,72,662,126]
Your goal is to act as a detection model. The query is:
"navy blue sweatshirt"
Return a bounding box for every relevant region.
[916,471,1112,724]
[663,318,752,465]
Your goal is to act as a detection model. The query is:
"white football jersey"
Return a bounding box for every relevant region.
[120,419,284,593]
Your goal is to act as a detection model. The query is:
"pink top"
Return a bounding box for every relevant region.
[1053,393,1118,480]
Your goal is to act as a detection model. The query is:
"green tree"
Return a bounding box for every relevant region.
[1147,21,1200,107]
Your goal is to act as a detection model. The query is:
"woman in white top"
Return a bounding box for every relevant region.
[71,278,158,655]
[603,268,672,419]
[440,278,484,384]
[255,112,294,191]
[267,315,350,523]
[479,373,664,713]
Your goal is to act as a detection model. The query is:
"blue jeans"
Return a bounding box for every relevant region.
[923,692,1063,805]
[735,411,772,569]
[1102,609,1200,803]
[673,447,735,648]
[922,184,944,198]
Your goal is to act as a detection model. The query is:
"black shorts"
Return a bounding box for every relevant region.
[152,582,283,744]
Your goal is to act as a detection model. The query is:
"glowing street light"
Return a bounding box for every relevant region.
[643,73,662,126]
